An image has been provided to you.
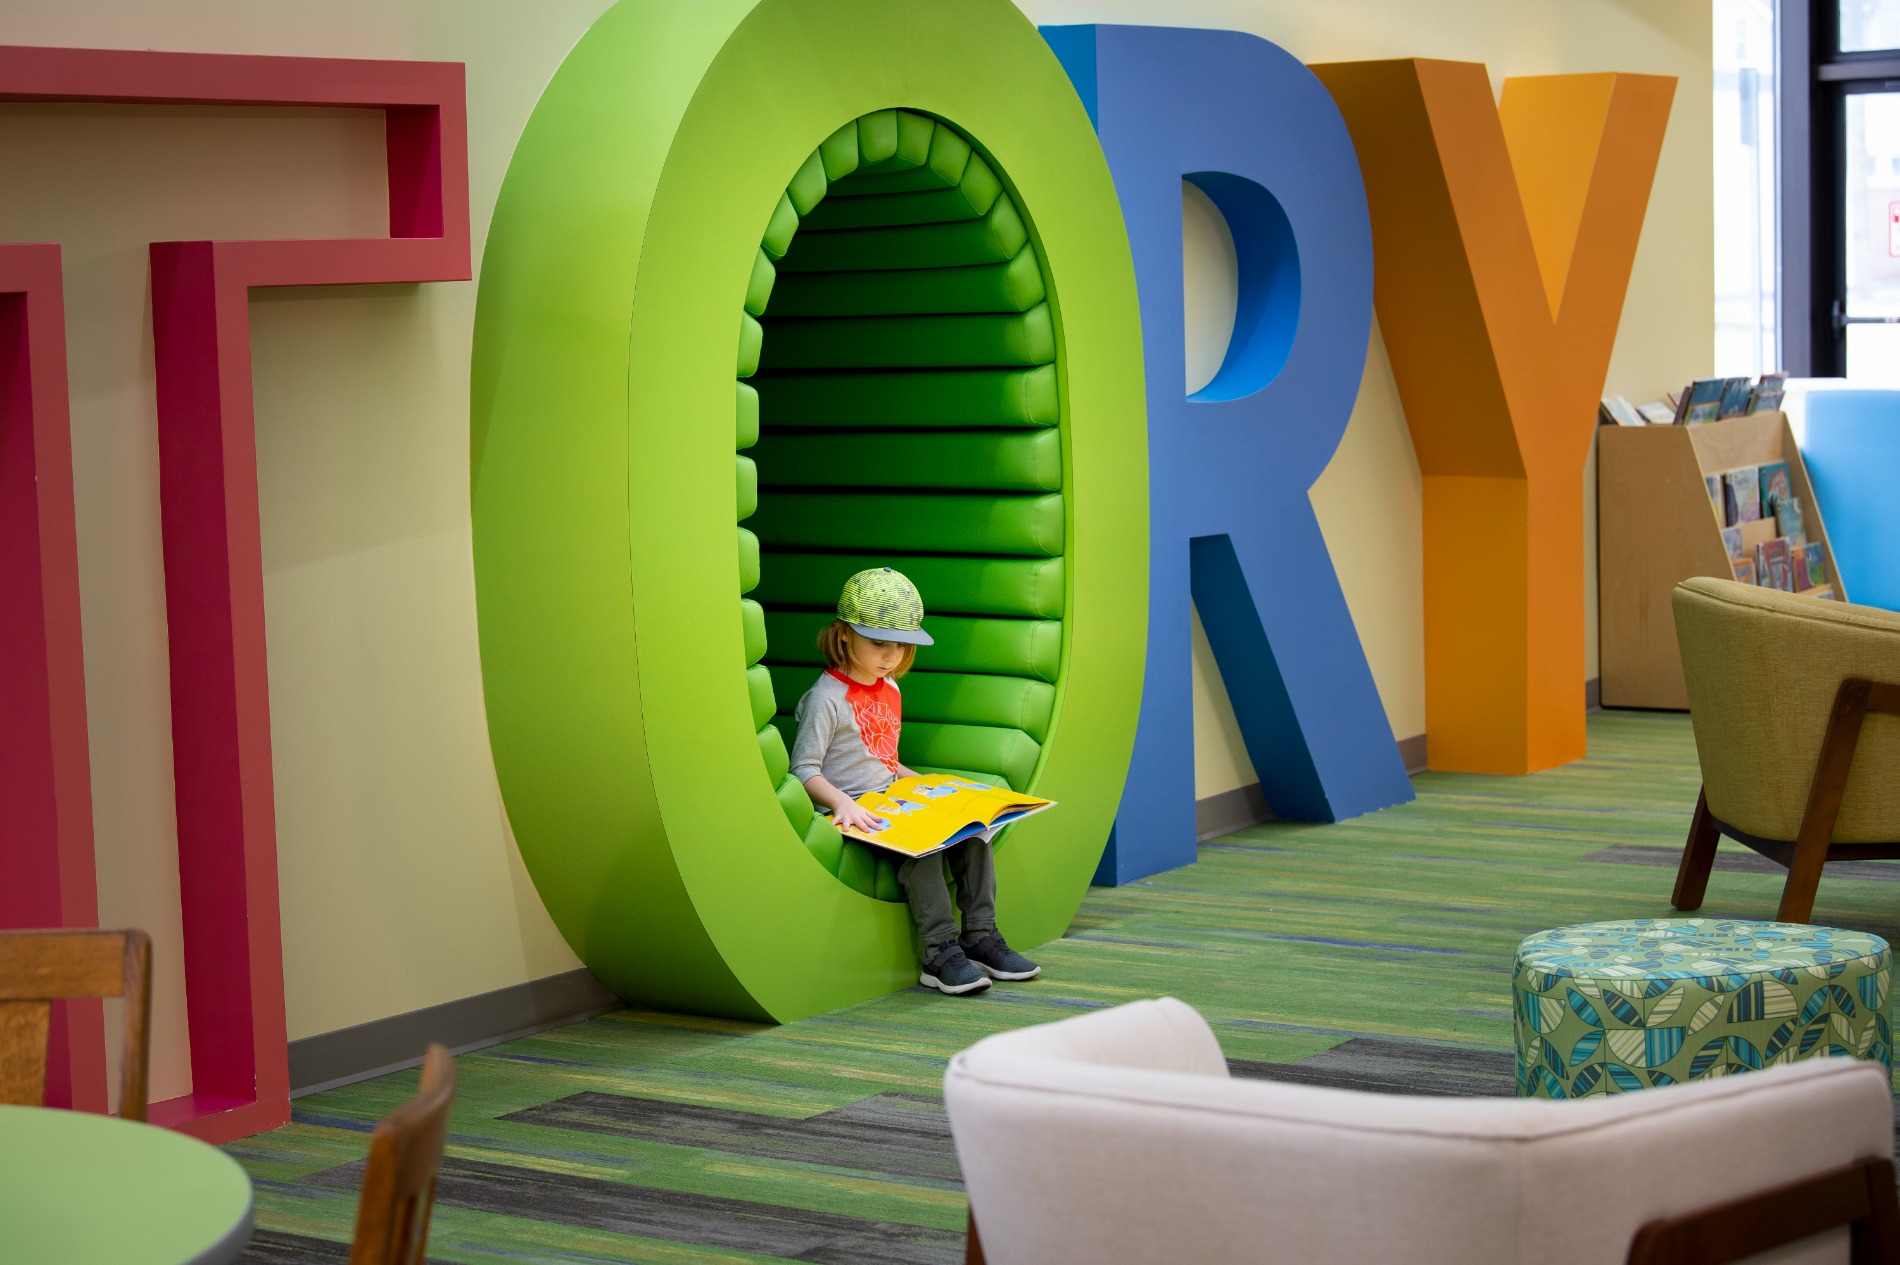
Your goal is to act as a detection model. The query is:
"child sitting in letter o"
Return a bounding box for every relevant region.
[789,567,1040,995]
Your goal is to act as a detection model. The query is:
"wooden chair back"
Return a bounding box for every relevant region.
[0,929,151,1119]
[349,1043,457,1265]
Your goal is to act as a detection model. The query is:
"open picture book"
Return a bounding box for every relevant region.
[834,774,1056,859]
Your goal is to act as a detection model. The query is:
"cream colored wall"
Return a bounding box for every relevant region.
[1028,0,1716,796]
[1,0,1710,1095]
[0,2,613,1099]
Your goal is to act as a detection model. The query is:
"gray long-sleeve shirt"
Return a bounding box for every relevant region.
[790,672,900,800]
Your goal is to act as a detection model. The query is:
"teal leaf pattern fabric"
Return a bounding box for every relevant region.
[1512,919,1890,1098]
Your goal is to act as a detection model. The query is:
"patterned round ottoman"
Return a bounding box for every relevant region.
[1512,918,1890,1098]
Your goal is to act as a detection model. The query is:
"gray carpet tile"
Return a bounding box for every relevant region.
[1229,1036,1516,1098]
[500,1090,960,1183]
[306,1155,964,1265]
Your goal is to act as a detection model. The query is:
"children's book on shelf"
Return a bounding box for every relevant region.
[1721,525,1745,561]
[1748,372,1788,413]
[1705,474,1724,520]
[1756,538,1793,591]
[1732,557,1757,585]
[1599,396,1645,427]
[1724,468,1761,523]
[833,774,1055,859]
[1792,542,1814,591]
[1775,495,1806,547]
[1801,541,1826,590]
[1677,378,1727,424]
[1637,401,1677,426]
[1758,461,1793,516]
[1716,376,1754,418]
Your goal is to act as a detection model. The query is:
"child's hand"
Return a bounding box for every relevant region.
[833,802,889,835]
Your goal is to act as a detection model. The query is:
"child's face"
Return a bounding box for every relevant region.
[846,630,905,681]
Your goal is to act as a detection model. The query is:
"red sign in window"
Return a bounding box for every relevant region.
[1890,200,1900,256]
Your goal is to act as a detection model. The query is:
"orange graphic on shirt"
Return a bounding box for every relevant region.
[827,669,902,771]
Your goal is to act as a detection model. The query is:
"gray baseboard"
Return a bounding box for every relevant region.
[1585,676,1601,714]
[1397,733,1427,775]
[1195,732,1430,839]
[1195,781,1273,841]
[288,967,624,1098]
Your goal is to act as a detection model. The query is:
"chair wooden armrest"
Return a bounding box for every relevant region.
[1675,676,1900,922]
[1627,1156,1900,1264]
[0,929,151,1118]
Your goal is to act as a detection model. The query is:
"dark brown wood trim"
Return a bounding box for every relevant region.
[965,1210,985,1265]
[1674,677,1900,923]
[1672,788,1722,910]
[1626,1157,1900,1264]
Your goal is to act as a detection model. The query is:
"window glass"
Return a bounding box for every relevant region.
[1840,0,1900,52]
[1714,0,1778,375]
[1843,91,1900,382]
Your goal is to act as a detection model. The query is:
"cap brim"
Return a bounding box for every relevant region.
[847,622,933,646]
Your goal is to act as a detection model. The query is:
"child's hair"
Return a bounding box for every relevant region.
[818,619,915,679]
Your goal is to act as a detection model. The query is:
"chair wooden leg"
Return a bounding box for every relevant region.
[1853,1157,1900,1264]
[1777,680,1873,925]
[965,1209,985,1265]
[1672,789,1721,911]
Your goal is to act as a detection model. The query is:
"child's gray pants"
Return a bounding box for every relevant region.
[897,838,997,948]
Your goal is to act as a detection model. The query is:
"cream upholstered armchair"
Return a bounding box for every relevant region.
[1671,577,1900,922]
[943,998,1895,1265]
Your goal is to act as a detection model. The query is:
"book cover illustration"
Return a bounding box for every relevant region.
[1758,461,1792,516]
[1775,494,1806,547]
[1732,557,1757,585]
[1706,474,1725,522]
[1717,376,1754,418]
[1599,396,1644,427]
[1721,525,1745,561]
[1756,538,1793,591]
[1802,542,1826,590]
[1749,372,1788,413]
[1681,378,1727,424]
[1724,468,1761,523]
[836,774,1055,859]
[1638,401,1677,426]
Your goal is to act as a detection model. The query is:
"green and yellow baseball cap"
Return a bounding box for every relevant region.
[838,567,933,646]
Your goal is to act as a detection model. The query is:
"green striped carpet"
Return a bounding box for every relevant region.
[229,711,1897,1263]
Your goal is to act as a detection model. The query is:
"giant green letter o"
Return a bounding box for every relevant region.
[471,0,1148,1021]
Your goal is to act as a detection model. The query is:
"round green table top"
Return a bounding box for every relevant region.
[0,1105,253,1264]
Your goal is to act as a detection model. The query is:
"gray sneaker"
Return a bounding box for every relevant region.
[920,941,991,995]
[960,931,1040,981]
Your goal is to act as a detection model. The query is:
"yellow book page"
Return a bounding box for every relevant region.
[838,774,1054,858]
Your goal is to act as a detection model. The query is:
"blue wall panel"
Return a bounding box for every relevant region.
[1805,390,1900,612]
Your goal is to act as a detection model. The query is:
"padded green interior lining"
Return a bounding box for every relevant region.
[753,552,1064,618]
[749,491,1064,556]
[736,109,1065,901]
[757,305,1054,370]
[757,364,1058,427]
[761,250,1046,318]
[752,430,1062,492]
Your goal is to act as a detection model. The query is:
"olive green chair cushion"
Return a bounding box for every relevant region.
[1673,577,1900,844]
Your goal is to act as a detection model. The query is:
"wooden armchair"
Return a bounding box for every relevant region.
[1670,577,1900,922]
[349,1042,457,1265]
[0,929,151,1118]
